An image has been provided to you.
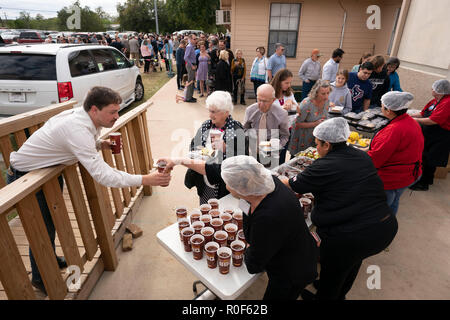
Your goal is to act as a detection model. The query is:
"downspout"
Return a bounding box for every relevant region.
[338,0,347,49]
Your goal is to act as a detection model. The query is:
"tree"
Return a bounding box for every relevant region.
[117,0,154,32]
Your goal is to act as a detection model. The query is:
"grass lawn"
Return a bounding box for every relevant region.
[120,61,175,115]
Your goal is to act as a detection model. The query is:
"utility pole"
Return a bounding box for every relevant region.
[154,0,159,34]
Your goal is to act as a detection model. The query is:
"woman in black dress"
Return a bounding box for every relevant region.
[215,50,232,94]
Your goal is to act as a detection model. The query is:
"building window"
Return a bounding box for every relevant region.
[268,3,301,58]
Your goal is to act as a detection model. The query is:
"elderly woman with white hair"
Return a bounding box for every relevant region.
[159,154,318,300]
[409,79,450,191]
[282,117,398,300]
[367,91,424,215]
[185,90,248,204]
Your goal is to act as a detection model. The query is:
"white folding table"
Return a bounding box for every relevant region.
[156,194,261,300]
[156,193,313,300]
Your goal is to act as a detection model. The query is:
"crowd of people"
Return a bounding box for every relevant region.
[168,35,449,300]
[10,30,449,301]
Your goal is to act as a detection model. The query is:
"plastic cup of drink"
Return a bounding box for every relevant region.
[192,220,205,235]
[210,218,223,232]
[230,240,245,267]
[209,209,221,219]
[109,132,122,154]
[200,214,212,227]
[217,247,232,274]
[237,229,246,246]
[205,241,219,269]
[224,223,238,246]
[156,160,167,173]
[214,230,228,247]
[181,227,195,252]
[201,227,215,244]
[200,204,212,216]
[232,209,243,230]
[190,208,201,224]
[190,234,205,260]
[220,212,233,226]
[208,198,219,210]
[175,206,188,220]
[177,218,190,241]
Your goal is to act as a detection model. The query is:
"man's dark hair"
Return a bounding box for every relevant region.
[83,87,122,112]
[392,108,408,116]
[332,48,345,58]
[360,61,374,71]
[317,139,347,150]
[211,38,218,46]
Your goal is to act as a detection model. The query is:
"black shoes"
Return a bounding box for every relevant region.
[301,289,316,300]
[57,256,67,269]
[409,182,429,191]
[185,98,197,103]
[31,279,47,296]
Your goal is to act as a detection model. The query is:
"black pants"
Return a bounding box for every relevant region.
[419,161,436,186]
[253,80,265,96]
[143,56,151,73]
[7,166,64,282]
[176,63,186,89]
[263,277,309,300]
[316,215,398,300]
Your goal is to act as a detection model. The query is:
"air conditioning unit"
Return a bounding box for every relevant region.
[216,10,231,25]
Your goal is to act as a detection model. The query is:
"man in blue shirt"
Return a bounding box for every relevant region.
[347,62,374,113]
[267,43,287,82]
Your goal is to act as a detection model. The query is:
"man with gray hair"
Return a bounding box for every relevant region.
[243,84,290,164]
[267,43,287,82]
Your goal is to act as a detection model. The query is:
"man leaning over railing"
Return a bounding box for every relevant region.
[7,86,171,296]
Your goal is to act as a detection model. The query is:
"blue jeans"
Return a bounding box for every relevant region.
[7,166,64,282]
[385,188,407,216]
[301,80,316,101]
[385,177,421,216]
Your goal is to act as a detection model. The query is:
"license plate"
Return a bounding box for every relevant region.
[9,92,26,102]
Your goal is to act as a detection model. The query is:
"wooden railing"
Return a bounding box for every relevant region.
[0,100,154,300]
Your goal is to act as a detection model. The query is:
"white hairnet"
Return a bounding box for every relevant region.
[381,91,414,111]
[313,117,350,143]
[221,155,275,196]
[432,79,450,95]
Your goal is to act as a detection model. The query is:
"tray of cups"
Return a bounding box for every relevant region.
[176,205,247,275]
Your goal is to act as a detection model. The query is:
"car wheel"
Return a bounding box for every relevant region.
[135,79,144,101]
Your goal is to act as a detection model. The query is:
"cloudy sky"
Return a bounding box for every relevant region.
[0,0,125,19]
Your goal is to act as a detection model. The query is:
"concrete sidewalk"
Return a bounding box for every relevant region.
[88,78,450,300]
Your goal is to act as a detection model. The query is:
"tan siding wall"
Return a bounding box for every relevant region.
[230,0,402,93]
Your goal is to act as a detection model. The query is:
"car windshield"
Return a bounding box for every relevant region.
[0,54,56,80]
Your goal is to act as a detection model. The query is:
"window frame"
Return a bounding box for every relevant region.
[68,49,99,78]
[90,48,119,73]
[109,48,132,69]
[267,2,302,58]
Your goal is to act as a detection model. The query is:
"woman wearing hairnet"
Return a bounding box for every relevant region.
[409,79,450,191]
[282,117,398,300]
[159,155,318,300]
[367,91,424,215]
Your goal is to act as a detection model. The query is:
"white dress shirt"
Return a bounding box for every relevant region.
[10,107,143,188]
[322,58,339,82]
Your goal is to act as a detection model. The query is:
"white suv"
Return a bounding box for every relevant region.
[0,43,144,116]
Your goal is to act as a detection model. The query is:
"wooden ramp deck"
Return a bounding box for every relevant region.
[0,185,145,300]
[0,100,154,300]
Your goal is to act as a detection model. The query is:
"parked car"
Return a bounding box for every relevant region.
[1,31,20,44]
[17,31,46,43]
[0,44,144,116]
[0,35,5,47]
